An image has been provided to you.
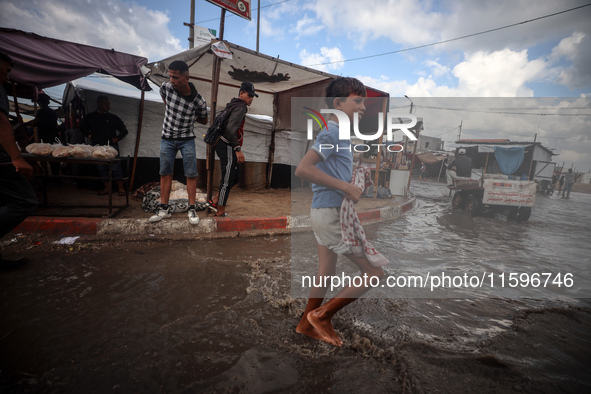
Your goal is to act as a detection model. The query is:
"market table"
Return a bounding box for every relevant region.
[22,153,130,217]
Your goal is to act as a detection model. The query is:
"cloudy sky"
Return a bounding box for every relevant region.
[1,0,590,171]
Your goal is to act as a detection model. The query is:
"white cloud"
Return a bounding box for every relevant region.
[260,16,285,40]
[453,49,547,96]
[310,0,591,52]
[549,32,591,90]
[300,47,345,72]
[550,32,584,62]
[0,0,182,61]
[312,0,442,48]
[361,48,549,97]
[425,59,450,78]
[290,14,324,39]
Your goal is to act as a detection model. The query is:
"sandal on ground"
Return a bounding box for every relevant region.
[215,212,229,217]
[97,190,109,195]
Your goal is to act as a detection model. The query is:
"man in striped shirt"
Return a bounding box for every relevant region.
[149,60,208,225]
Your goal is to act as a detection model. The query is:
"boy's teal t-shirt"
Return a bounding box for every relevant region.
[310,120,353,208]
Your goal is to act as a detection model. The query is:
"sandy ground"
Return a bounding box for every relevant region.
[33,181,403,219]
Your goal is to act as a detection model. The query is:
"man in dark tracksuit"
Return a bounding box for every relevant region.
[209,82,257,217]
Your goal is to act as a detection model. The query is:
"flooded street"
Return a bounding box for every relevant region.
[1,181,590,393]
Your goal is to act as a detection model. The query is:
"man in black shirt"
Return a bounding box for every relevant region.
[81,95,128,195]
[446,148,472,186]
[29,93,60,175]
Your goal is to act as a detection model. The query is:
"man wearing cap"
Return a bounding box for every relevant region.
[446,148,472,186]
[207,82,257,217]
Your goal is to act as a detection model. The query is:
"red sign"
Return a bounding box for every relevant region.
[206,0,251,21]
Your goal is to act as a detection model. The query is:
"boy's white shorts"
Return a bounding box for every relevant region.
[310,207,352,255]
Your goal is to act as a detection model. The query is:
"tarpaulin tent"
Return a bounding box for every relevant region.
[62,78,301,164]
[146,40,390,189]
[0,28,150,94]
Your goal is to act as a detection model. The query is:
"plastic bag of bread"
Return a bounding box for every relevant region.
[25,142,54,156]
[91,145,118,160]
[170,180,186,191]
[169,188,189,200]
[70,144,94,158]
[52,144,73,158]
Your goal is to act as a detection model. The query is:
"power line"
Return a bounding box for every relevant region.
[304,3,591,67]
[415,104,591,117]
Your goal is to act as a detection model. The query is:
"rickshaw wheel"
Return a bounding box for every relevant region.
[465,194,481,217]
[452,192,465,209]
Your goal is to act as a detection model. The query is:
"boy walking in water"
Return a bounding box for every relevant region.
[294,77,385,347]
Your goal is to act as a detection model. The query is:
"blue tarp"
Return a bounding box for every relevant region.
[494,146,525,175]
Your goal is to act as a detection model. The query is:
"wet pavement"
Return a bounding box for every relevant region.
[1,180,590,393]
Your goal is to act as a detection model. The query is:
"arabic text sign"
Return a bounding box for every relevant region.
[482,179,536,207]
[206,0,251,21]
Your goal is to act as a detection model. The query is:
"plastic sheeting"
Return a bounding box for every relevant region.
[494,146,526,175]
[62,79,309,165]
[0,28,149,91]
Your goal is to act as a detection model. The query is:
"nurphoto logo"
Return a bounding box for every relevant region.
[303,107,419,153]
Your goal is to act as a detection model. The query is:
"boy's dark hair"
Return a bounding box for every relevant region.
[169,60,190,74]
[325,77,366,108]
[0,51,13,66]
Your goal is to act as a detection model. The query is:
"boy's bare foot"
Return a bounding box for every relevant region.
[296,316,322,341]
[307,309,343,347]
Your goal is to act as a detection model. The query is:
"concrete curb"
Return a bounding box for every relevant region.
[14,197,415,237]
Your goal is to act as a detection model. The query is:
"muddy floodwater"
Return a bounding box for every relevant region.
[1,181,590,393]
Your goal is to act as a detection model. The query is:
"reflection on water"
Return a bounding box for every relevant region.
[1,182,590,392]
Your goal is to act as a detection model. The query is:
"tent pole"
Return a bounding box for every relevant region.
[266,130,276,188]
[406,127,420,194]
[373,99,388,198]
[437,158,444,182]
[206,9,226,204]
[527,144,535,180]
[10,81,21,120]
[130,89,145,191]
[266,93,278,188]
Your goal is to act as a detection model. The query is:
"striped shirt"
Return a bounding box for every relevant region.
[160,82,207,140]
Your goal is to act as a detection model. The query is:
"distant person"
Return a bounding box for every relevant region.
[33,93,59,143]
[207,82,257,217]
[29,93,60,176]
[149,60,208,225]
[294,77,386,347]
[446,148,472,186]
[81,95,128,196]
[419,162,426,181]
[0,51,38,269]
[558,174,565,192]
[562,168,575,198]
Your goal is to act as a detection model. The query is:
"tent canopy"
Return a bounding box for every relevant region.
[146,41,389,130]
[0,28,150,95]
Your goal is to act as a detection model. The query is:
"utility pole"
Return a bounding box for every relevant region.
[404,95,413,114]
[184,0,196,49]
[256,0,261,52]
[458,120,462,141]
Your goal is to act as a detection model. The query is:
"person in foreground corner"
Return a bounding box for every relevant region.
[149,60,208,226]
[0,51,38,269]
[294,77,388,347]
